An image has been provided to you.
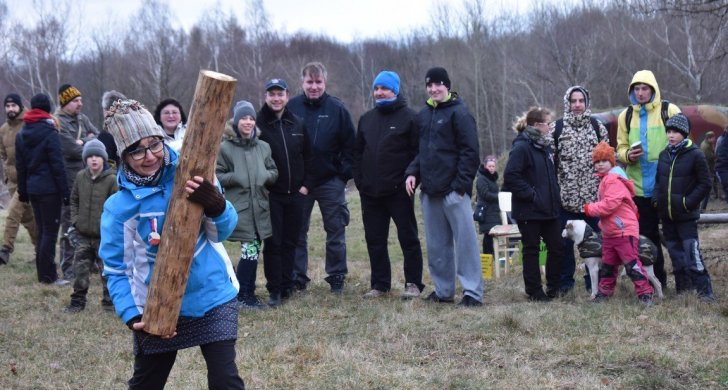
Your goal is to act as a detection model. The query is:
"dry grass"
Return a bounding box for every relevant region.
[1,192,727,389]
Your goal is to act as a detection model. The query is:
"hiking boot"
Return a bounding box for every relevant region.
[638,294,654,307]
[292,280,308,292]
[458,295,483,307]
[63,304,85,313]
[527,290,552,302]
[402,283,421,300]
[52,279,70,287]
[592,292,609,303]
[363,289,387,299]
[423,292,454,303]
[698,293,717,303]
[281,288,293,300]
[546,288,567,299]
[267,292,282,308]
[325,275,346,294]
[0,246,10,265]
[237,294,268,311]
[101,301,115,312]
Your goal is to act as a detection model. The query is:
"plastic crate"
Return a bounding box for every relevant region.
[480,254,493,280]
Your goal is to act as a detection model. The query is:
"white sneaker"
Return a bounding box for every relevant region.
[53,279,70,286]
[402,283,421,299]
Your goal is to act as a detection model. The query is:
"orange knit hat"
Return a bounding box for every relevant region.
[592,141,616,166]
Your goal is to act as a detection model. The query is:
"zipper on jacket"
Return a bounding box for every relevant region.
[279,120,292,193]
[668,153,677,220]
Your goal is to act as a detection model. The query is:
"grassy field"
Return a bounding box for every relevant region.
[0,190,727,389]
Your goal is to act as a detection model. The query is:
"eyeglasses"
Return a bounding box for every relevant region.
[127,140,164,161]
[161,110,180,116]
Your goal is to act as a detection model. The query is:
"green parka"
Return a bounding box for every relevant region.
[216,126,278,242]
[70,166,117,238]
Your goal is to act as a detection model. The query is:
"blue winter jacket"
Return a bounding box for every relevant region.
[100,147,239,324]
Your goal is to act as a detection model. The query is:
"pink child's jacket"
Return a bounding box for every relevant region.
[583,166,640,238]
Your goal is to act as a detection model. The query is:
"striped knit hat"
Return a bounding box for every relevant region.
[104,99,165,154]
[58,84,82,107]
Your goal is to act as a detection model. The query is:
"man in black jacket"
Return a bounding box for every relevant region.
[257,78,313,306]
[353,71,424,300]
[287,62,356,294]
[405,67,483,307]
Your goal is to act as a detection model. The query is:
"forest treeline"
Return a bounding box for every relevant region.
[0,0,726,156]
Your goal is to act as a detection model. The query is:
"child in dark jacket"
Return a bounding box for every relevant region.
[584,142,654,305]
[64,139,118,312]
[654,113,715,300]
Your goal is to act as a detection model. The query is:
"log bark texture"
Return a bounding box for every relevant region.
[142,70,237,335]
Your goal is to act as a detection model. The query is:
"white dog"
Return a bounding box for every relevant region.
[562,219,663,299]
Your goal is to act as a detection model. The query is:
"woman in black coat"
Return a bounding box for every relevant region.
[503,106,563,302]
[475,155,501,256]
[15,94,69,285]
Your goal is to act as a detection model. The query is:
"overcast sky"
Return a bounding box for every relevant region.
[7,0,553,43]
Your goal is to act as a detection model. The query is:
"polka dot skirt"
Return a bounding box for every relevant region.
[133,299,238,356]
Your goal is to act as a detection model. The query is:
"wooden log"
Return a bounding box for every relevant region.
[142,70,237,336]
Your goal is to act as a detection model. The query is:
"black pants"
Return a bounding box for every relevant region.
[516,218,563,296]
[634,196,667,287]
[264,191,305,294]
[128,339,244,389]
[29,193,62,283]
[360,190,424,292]
[481,223,496,256]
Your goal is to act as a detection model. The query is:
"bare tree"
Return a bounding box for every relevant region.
[5,0,80,101]
[621,1,728,102]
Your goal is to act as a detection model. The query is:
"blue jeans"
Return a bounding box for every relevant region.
[558,209,600,291]
[293,178,349,285]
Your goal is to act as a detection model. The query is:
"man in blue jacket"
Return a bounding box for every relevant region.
[287,62,356,294]
[405,67,483,307]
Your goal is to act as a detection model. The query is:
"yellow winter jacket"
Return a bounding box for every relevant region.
[616,70,681,197]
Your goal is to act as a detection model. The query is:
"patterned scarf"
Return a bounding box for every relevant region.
[667,139,689,161]
[525,126,550,149]
[121,147,172,187]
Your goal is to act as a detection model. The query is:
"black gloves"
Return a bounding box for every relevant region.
[126,314,142,330]
[187,178,226,217]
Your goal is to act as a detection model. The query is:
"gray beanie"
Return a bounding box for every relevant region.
[665,113,690,138]
[104,99,165,154]
[232,100,256,126]
[82,138,108,162]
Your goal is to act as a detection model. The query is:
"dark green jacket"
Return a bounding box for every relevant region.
[71,167,117,237]
[216,129,278,242]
